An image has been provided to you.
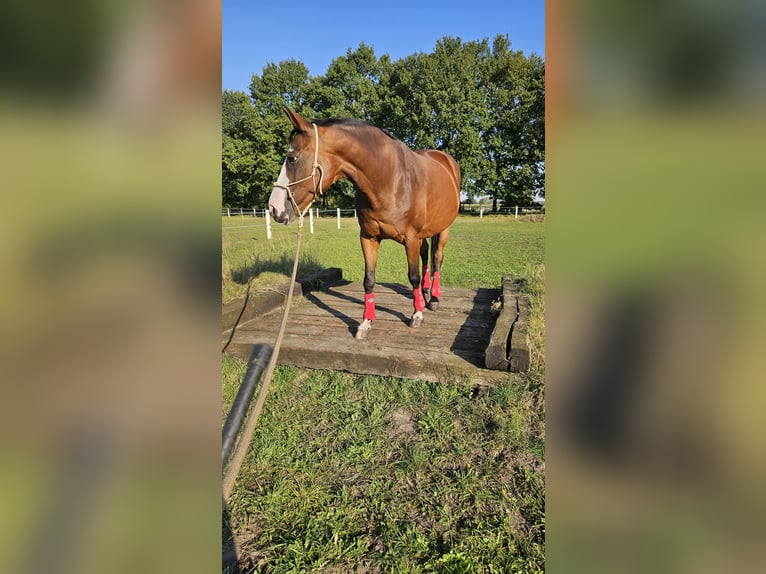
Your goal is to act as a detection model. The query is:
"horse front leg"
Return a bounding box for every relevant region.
[406,240,426,327]
[356,235,379,340]
[428,228,450,311]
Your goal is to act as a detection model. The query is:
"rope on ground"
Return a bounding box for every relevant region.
[222,219,305,502]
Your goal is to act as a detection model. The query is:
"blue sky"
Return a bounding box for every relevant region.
[223,0,545,92]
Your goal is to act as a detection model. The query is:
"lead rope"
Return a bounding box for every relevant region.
[223,128,320,502]
[223,216,304,502]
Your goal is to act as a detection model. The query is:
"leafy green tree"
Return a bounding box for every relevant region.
[222,90,255,207]
[378,52,435,149]
[249,59,313,117]
[424,37,492,200]
[378,38,492,199]
[314,42,384,121]
[222,36,545,212]
[307,43,389,208]
[238,61,316,209]
[480,35,545,209]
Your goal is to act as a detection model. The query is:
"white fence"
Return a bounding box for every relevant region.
[222,205,545,218]
[222,207,266,217]
[222,206,544,239]
[222,207,353,219]
[459,204,545,217]
[222,208,355,240]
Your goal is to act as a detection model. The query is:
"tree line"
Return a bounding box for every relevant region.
[223,35,544,210]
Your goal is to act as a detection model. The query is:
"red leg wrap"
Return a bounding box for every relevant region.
[363,293,376,320]
[413,288,426,312]
[432,272,441,298]
[421,265,431,289]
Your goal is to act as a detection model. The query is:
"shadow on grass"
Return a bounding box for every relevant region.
[304,281,412,337]
[230,252,324,286]
[222,505,242,574]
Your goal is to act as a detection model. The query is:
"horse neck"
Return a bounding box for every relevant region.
[325,126,392,194]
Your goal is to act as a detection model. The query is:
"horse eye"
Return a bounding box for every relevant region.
[287,155,298,164]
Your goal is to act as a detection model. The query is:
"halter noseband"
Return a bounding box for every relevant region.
[273,123,324,222]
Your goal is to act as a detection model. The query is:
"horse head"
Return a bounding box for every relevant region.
[268,107,324,224]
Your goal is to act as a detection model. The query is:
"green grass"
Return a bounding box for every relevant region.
[222,214,544,300]
[222,214,545,572]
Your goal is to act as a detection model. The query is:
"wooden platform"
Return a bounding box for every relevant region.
[223,273,526,386]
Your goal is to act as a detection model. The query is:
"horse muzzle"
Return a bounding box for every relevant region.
[268,186,295,224]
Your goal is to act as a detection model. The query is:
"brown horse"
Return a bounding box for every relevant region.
[268,107,460,340]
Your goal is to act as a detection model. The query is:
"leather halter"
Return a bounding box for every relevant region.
[272,123,324,221]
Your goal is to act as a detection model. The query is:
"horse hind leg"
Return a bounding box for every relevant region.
[419,238,431,305]
[428,229,450,311]
[406,240,426,327]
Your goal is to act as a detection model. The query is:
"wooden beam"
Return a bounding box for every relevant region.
[484,276,531,372]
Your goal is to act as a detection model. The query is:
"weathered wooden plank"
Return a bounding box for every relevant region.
[222,288,287,333]
[223,270,512,385]
[222,268,342,332]
[483,277,531,372]
[304,283,497,304]
[508,289,531,373]
[225,330,509,386]
[283,292,498,332]
[303,290,496,315]
[240,291,496,331]
[232,316,494,356]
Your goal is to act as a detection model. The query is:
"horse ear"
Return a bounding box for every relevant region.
[283,106,311,133]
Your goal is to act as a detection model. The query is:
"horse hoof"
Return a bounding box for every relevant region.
[428,299,440,311]
[355,319,372,340]
[410,311,424,327]
[422,288,431,303]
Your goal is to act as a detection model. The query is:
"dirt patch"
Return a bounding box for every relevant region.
[387,408,417,439]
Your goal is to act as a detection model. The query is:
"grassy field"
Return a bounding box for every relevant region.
[222,214,543,301]
[222,214,545,573]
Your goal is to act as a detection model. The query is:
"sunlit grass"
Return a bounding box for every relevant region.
[222,213,545,572]
[222,365,545,573]
[222,214,544,301]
